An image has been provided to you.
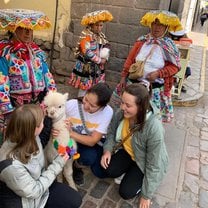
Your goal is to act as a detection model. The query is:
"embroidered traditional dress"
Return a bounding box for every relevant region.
[0,40,56,114]
[139,35,180,122]
[0,40,56,145]
[0,8,55,145]
[68,28,109,91]
[68,10,113,94]
[112,10,182,122]
[115,35,180,122]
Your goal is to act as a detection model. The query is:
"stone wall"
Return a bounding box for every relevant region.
[52,0,163,86]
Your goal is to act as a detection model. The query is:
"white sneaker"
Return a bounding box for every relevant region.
[114,173,125,185]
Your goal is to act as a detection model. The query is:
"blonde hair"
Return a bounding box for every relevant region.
[5,104,44,164]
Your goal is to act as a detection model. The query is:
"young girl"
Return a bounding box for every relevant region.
[68,10,113,97]
[101,83,169,208]
[0,104,82,208]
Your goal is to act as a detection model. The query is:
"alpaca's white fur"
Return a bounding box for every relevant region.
[100,47,110,60]
[44,91,77,190]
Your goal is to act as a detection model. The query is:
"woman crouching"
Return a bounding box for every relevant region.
[101,83,169,208]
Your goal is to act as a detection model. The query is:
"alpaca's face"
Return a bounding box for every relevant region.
[46,102,65,119]
[44,92,68,120]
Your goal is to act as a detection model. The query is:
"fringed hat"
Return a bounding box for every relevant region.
[140,10,183,32]
[0,9,51,32]
[81,10,113,26]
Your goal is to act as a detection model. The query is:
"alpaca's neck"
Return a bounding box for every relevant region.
[52,113,66,130]
[52,112,66,124]
[52,113,69,146]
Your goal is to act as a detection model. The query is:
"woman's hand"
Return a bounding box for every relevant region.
[51,129,60,137]
[119,77,127,88]
[146,70,159,82]
[52,118,74,137]
[100,150,111,169]
[101,58,107,64]
[60,152,69,162]
[139,197,151,208]
[65,119,73,132]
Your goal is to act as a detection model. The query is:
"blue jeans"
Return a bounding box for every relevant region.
[77,143,107,178]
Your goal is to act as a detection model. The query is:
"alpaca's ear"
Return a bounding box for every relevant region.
[63,93,68,101]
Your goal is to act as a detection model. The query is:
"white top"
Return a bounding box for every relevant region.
[136,42,165,83]
[66,99,113,135]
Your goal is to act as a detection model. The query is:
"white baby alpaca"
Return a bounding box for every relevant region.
[44,91,77,190]
[100,47,110,60]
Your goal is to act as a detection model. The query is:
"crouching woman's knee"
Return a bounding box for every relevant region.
[119,185,137,200]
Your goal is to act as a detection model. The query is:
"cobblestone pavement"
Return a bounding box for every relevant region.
[173,93,208,208]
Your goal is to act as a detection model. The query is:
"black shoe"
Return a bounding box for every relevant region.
[72,161,84,186]
[181,86,187,93]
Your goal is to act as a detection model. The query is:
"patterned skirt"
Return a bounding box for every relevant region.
[152,86,174,122]
[68,60,105,91]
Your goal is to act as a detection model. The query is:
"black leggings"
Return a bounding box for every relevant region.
[0,181,82,208]
[104,149,144,199]
[45,182,82,208]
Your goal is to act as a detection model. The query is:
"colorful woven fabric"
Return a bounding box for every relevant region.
[0,9,51,32]
[140,10,182,32]
[81,10,113,26]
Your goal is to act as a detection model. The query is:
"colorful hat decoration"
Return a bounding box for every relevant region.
[0,9,51,32]
[140,10,183,32]
[81,10,113,26]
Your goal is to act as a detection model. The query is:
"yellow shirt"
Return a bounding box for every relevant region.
[122,118,135,161]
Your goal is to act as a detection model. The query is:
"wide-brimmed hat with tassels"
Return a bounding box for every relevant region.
[140,10,182,32]
[81,10,113,26]
[0,9,51,32]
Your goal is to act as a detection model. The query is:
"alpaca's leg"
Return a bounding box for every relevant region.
[45,140,65,182]
[63,160,78,191]
[56,172,64,183]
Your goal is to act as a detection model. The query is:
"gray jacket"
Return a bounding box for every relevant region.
[0,137,66,208]
[103,103,169,199]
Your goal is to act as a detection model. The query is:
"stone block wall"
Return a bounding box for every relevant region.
[52,0,162,86]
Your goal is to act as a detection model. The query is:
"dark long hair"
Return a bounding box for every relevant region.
[78,83,112,107]
[123,83,151,131]
[5,104,44,164]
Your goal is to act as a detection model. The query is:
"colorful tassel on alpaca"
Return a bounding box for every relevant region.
[53,138,80,160]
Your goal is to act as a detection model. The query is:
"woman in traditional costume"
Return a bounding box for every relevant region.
[114,10,182,122]
[68,10,113,97]
[0,9,56,145]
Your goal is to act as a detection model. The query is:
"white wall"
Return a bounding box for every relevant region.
[0,0,71,42]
